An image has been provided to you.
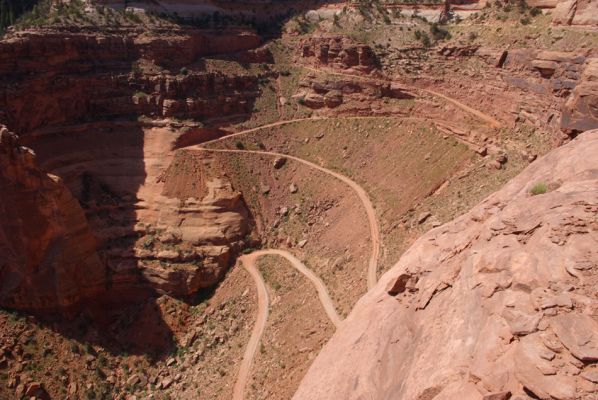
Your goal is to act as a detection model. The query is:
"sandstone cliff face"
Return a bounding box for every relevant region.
[0,126,104,312]
[470,47,598,137]
[0,30,261,134]
[294,130,598,400]
[0,123,252,312]
[0,26,259,312]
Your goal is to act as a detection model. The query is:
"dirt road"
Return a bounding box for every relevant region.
[188,147,381,290]
[232,249,342,400]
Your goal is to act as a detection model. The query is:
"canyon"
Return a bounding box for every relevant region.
[0,0,597,399]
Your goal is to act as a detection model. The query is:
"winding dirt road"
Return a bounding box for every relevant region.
[182,76,500,399]
[232,249,342,400]
[187,146,381,290]
[232,253,269,400]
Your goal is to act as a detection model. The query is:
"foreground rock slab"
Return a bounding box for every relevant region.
[293,130,598,400]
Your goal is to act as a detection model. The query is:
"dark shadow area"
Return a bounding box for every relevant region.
[0,21,262,358]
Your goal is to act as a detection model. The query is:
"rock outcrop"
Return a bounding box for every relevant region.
[0,126,104,312]
[562,58,598,135]
[473,47,598,137]
[294,130,598,400]
[0,123,253,313]
[294,76,413,109]
[553,0,598,26]
[299,35,379,74]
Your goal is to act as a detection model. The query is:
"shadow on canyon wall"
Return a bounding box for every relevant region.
[0,24,263,357]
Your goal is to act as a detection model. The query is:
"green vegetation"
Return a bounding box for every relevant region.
[530,182,548,195]
[0,0,40,33]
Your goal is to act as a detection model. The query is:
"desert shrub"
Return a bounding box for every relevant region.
[235,141,245,150]
[468,31,478,41]
[520,16,531,25]
[530,182,547,195]
[430,23,451,41]
[421,32,431,47]
[529,6,541,16]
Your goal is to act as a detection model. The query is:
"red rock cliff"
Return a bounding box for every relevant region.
[0,126,105,312]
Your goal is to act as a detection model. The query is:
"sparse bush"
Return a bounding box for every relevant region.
[530,182,547,195]
[520,16,531,25]
[529,7,541,16]
[235,141,245,150]
[430,23,451,41]
[421,33,431,47]
[468,31,478,41]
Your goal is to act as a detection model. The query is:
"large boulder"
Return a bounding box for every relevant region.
[294,130,598,400]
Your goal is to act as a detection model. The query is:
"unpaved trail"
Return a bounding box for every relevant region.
[251,249,342,327]
[233,249,342,400]
[183,110,472,400]
[233,253,269,400]
[187,147,381,290]
[301,65,502,128]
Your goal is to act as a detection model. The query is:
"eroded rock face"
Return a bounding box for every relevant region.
[0,123,252,313]
[0,26,258,313]
[475,47,598,137]
[562,58,598,135]
[294,130,598,400]
[294,76,413,109]
[553,0,598,26]
[0,30,261,134]
[0,126,104,312]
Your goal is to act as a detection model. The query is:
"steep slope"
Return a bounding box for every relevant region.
[294,130,598,400]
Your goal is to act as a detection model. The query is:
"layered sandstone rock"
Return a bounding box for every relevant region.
[299,35,379,74]
[0,122,252,312]
[0,25,260,313]
[0,30,261,134]
[473,47,598,136]
[294,76,413,109]
[294,130,598,400]
[0,126,104,312]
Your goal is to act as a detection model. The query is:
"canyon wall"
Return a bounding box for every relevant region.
[294,130,598,400]
[0,26,261,313]
[0,126,104,312]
